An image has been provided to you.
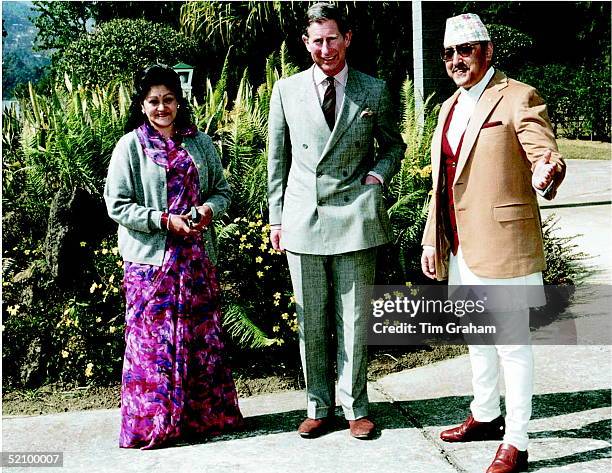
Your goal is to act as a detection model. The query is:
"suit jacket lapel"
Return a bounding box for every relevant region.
[298,67,332,140]
[320,68,368,160]
[453,72,506,185]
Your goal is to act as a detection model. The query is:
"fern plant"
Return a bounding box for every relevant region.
[217,45,297,219]
[384,79,440,282]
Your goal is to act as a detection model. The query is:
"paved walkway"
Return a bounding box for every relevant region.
[3,160,611,473]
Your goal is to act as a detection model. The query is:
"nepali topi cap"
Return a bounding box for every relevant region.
[443,13,491,48]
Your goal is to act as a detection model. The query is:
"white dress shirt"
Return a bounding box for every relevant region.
[446,67,495,154]
[312,62,348,121]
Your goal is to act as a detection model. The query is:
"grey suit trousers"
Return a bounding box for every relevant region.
[286,248,376,420]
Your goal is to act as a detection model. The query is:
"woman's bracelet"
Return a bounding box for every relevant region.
[161,212,170,231]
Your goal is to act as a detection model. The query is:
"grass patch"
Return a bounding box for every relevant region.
[557,138,611,160]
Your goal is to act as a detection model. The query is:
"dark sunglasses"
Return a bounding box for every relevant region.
[440,42,481,62]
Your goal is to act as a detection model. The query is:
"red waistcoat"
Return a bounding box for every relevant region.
[441,100,465,255]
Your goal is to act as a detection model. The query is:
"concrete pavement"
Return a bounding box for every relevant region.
[3,159,611,472]
[3,345,610,473]
[539,159,612,284]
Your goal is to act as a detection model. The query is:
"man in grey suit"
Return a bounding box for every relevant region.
[267,2,405,439]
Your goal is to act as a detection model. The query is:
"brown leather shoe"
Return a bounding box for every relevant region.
[298,417,330,438]
[440,414,505,442]
[348,417,375,439]
[486,443,528,473]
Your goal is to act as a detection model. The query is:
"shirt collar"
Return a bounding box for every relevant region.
[313,62,349,87]
[459,66,495,102]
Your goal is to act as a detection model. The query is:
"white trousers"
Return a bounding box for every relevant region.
[449,247,540,451]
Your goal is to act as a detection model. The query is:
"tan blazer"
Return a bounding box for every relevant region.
[422,71,566,280]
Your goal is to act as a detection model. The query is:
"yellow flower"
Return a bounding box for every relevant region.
[96,317,102,323]
[240,235,247,242]
[289,295,296,304]
[255,256,263,264]
[273,292,281,299]
[281,312,289,320]
[101,248,109,255]
[273,300,280,306]
[84,363,94,377]
[108,274,115,283]
[112,287,119,294]
[109,326,117,334]
[111,247,119,255]
[80,241,87,247]
[6,305,19,316]
[116,261,123,267]
[404,281,412,287]
[244,243,253,249]
[24,249,31,255]
[257,271,264,278]
[248,221,256,228]
[61,350,69,358]
[272,325,280,333]
[419,164,432,177]
[90,282,98,293]
[264,265,271,270]
[259,243,267,251]
[255,220,263,226]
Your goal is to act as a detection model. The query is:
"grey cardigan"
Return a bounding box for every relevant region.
[103,130,231,266]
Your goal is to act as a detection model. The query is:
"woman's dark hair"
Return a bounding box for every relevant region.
[124,64,194,133]
[304,2,350,36]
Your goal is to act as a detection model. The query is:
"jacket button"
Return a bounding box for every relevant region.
[303,144,308,149]
[343,196,349,203]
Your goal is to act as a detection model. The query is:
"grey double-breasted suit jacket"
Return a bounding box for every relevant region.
[267,66,406,255]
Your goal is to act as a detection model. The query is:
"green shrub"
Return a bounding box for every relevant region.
[2,237,125,387]
[19,78,130,207]
[517,62,611,140]
[53,18,196,88]
[216,218,294,348]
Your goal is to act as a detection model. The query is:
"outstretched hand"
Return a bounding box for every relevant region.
[532,149,558,190]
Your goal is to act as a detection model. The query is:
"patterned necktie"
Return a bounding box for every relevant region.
[321,76,336,131]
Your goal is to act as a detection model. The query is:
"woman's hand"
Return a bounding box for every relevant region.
[168,214,201,237]
[190,205,213,231]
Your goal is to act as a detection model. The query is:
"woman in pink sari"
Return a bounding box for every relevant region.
[104,65,242,449]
